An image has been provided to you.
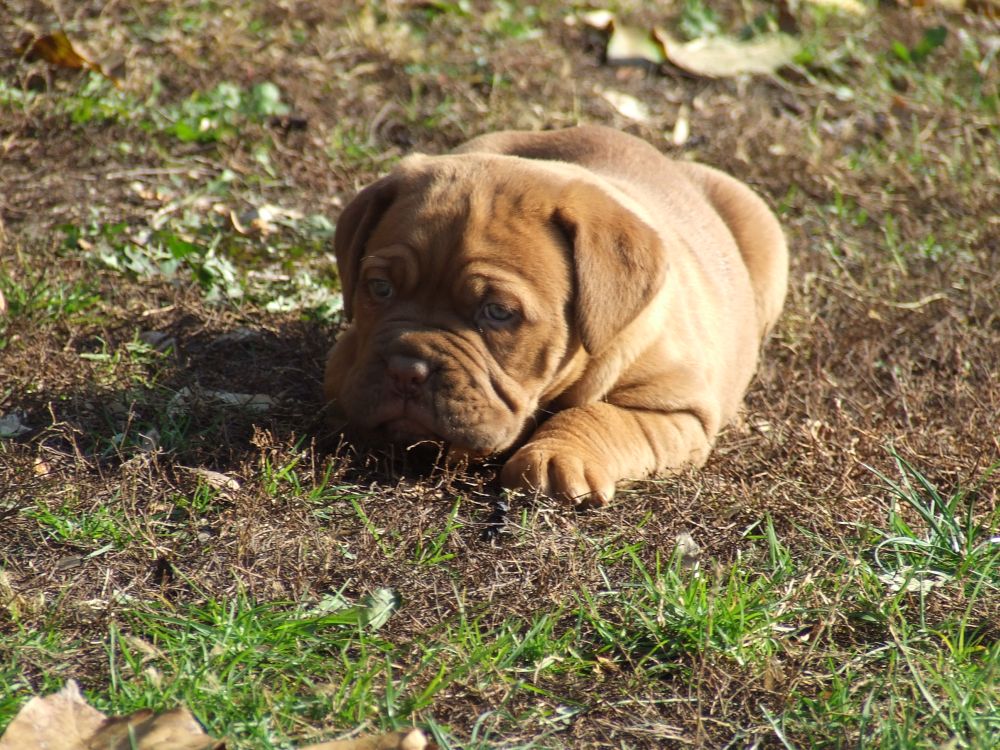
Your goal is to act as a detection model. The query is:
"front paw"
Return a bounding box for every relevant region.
[501,445,616,508]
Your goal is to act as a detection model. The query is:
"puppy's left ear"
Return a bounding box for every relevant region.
[553,181,667,354]
[333,175,398,320]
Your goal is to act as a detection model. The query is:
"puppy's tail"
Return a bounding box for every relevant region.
[680,164,788,340]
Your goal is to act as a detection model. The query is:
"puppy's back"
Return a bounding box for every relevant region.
[458,125,787,340]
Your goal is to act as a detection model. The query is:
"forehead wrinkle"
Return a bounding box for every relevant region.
[463,184,553,256]
[381,162,570,309]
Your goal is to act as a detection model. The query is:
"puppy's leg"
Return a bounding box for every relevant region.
[501,403,712,507]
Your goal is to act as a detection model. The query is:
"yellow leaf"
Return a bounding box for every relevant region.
[18,31,95,71]
[16,30,121,86]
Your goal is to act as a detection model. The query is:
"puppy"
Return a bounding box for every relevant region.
[324,125,787,506]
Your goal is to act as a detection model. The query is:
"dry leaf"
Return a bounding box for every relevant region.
[671,104,691,146]
[0,682,223,750]
[167,386,275,417]
[302,728,429,750]
[655,30,800,78]
[184,467,241,492]
[764,657,786,691]
[0,681,105,750]
[17,31,94,71]
[606,24,666,65]
[0,571,45,620]
[16,30,120,86]
[674,532,702,569]
[0,411,30,438]
[599,89,651,123]
[803,0,869,14]
[579,10,615,29]
[903,0,968,9]
[0,684,431,750]
[89,707,223,750]
[231,204,303,235]
[578,12,665,66]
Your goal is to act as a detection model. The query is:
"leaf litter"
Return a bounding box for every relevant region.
[0,682,430,750]
[14,30,122,87]
[579,10,800,76]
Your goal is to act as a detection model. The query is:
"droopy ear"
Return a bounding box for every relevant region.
[553,181,667,354]
[333,175,398,320]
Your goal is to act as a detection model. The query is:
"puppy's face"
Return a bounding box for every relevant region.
[326,156,578,456]
[325,153,665,456]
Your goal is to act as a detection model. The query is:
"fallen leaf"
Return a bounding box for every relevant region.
[209,327,263,346]
[302,728,429,750]
[0,571,46,620]
[764,657,786,691]
[122,634,166,663]
[577,12,665,66]
[878,567,951,594]
[137,428,161,453]
[599,88,651,122]
[803,0,869,14]
[903,0,967,9]
[671,104,691,146]
[362,587,400,630]
[15,30,120,86]
[0,411,30,438]
[579,9,615,29]
[0,288,6,315]
[606,24,666,65]
[0,684,434,750]
[184,467,241,492]
[89,707,223,750]
[0,682,224,750]
[594,654,620,674]
[310,588,400,631]
[655,29,800,77]
[674,532,702,569]
[231,203,305,235]
[17,31,93,70]
[0,681,105,750]
[167,386,275,417]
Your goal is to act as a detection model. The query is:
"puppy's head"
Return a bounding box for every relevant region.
[324,153,665,456]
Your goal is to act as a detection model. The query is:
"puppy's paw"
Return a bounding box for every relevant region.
[501,446,616,508]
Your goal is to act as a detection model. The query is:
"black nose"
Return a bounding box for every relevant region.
[386,355,430,398]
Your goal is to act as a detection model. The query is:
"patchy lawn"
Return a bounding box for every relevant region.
[1,1,998,748]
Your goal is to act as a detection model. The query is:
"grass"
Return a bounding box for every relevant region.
[2,0,998,747]
[6,454,996,747]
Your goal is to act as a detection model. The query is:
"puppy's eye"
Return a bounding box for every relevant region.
[482,302,515,324]
[367,278,394,300]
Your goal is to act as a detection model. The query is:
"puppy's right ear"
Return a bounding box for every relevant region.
[333,175,398,320]
[553,181,667,355]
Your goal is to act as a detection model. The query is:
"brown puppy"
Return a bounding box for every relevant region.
[324,125,787,506]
